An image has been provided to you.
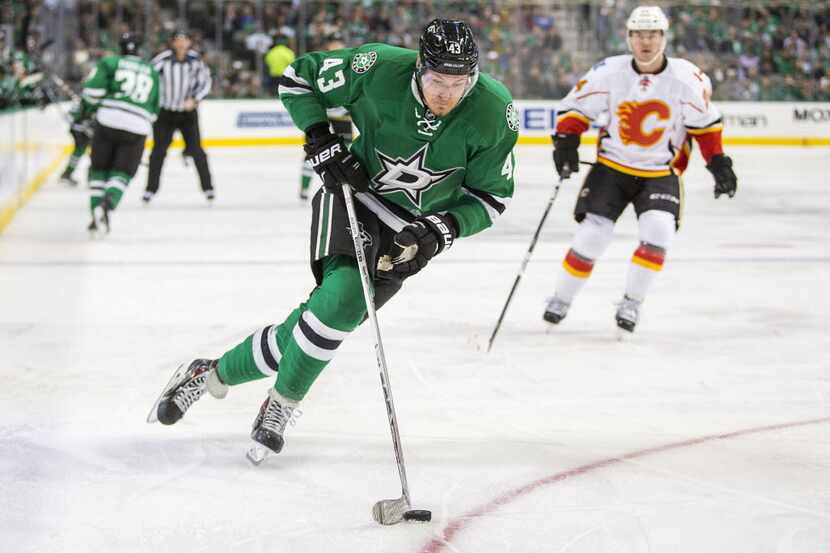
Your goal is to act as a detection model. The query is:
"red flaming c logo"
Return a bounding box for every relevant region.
[617,100,671,147]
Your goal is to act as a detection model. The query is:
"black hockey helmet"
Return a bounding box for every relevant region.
[418,19,478,76]
[119,32,141,56]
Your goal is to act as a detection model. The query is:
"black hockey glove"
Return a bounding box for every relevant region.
[551,133,580,179]
[384,214,458,277]
[706,154,737,199]
[303,123,369,193]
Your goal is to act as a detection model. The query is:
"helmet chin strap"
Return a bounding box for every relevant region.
[627,34,667,68]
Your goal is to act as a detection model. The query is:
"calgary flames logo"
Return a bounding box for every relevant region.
[617,100,671,147]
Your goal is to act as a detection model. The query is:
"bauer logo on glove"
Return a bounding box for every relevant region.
[381,213,458,277]
[307,141,344,169]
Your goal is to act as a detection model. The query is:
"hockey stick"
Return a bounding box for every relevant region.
[48,73,80,103]
[486,174,566,353]
[340,183,431,525]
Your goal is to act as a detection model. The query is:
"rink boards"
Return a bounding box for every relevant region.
[1,99,829,233]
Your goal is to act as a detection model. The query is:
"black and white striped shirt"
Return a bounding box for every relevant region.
[151,49,212,111]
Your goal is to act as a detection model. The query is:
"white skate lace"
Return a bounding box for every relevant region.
[545,295,570,314]
[615,296,641,322]
[260,400,302,434]
[172,365,211,414]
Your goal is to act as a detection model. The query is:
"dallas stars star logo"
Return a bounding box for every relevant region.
[373,144,459,208]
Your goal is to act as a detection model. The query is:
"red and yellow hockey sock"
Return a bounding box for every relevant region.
[631,242,666,272]
[625,242,667,301]
[562,248,595,278]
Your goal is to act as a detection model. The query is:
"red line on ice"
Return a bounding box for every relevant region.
[421,415,830,553]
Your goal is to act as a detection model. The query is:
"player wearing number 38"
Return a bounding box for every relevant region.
[149,20,518,462]
[81,32,160,235]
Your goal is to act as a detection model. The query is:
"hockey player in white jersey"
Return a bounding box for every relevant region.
[544,5,737,335]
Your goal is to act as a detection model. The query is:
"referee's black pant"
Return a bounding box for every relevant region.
[146,109,213,195]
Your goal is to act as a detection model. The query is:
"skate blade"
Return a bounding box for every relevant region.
[246,443,271,466]
[146,363,187,423]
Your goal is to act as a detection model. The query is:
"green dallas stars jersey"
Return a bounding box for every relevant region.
[82,54,160,136]
[280,44,518,238]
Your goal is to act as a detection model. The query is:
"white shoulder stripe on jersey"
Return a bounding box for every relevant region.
[279,86,312,96]
[282,65,311,88]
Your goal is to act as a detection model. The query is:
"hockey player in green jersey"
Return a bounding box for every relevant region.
[150,19,518,463]
[82,33,160,234]
[59,99,96,186]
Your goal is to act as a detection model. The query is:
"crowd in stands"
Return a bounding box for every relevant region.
[2,0,829,112]
[595,3,830,101]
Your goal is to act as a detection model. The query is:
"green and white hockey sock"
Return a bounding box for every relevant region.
[64,155,81,174]
[88,169,107,210]
[218,325,282,386]
[105,171,130,209]
[217,256,367,402]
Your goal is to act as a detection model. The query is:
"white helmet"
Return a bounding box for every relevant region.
[626,6,669,32]
[626,6,669,66]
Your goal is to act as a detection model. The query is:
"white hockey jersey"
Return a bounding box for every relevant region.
[556,55,722,177]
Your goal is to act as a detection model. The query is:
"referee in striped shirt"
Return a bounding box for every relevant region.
[144,29,214,203]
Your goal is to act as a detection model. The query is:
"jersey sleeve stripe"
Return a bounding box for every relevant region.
[279,75,312,91]
[462,186,509,222]
[279,86,313,96]
[282,66,311,88]
[557,110,591,125]
[685,122,724,135]
[575,90,609,100]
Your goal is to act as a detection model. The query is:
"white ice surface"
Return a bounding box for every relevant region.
[1,146,829,553]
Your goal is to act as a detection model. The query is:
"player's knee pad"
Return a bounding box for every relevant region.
[638,210,675,249]
[571,213,615,260]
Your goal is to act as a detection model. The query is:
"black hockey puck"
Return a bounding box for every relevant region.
[403,509,432,522]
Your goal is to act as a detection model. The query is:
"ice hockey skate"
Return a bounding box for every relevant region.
[147,358,228,424]
[246,387,300,465]
[543,295,571,325]
[87,198,111,236]
[615,295,642,339]
[60,168,78,187]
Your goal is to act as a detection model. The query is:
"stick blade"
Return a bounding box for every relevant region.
[372,498,432,525]
[372,497,409,525]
